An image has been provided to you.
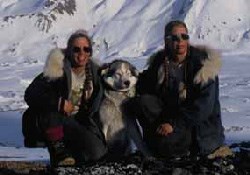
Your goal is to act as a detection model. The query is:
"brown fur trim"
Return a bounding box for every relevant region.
[193,46,222,85]
[43,48,64,79]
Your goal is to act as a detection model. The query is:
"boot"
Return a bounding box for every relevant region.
[207,146,234,159]
[48,140,75,167]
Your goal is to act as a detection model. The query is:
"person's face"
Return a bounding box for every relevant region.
[72,37,91,68]
[165,26,189,56]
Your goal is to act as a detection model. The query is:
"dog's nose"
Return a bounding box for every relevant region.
[124,80,130,87]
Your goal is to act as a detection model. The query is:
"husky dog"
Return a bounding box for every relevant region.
[99,60,146,156]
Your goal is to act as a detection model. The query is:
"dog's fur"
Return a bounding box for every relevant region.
[99,60,147,156]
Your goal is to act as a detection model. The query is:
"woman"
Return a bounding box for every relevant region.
[24,30,107,166]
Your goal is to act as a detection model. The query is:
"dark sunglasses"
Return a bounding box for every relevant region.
[166,34,189,41]
[73,46,92,54]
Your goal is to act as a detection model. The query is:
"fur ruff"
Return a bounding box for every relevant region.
[43,48,65,79]
[43,48,100,80]
[148,45,221,85]
[193,46,222,85]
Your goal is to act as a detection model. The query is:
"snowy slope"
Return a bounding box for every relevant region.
[186,0,250,52]
[0,0,250,160]
[0,0,250,111]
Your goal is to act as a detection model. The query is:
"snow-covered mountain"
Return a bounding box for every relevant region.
[0,0,250,160]
[1,0,250,112]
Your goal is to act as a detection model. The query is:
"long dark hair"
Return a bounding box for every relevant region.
[65,30,94,109]
[162,20,188,95]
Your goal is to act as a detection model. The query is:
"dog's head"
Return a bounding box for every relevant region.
[101,60,138,92]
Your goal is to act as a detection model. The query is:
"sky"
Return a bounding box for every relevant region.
[0,0,250,161]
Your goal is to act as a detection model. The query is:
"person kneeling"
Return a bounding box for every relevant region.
[131,20,230,160]
[24,30,107,167]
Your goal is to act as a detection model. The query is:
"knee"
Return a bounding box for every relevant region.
[83,141,108,162]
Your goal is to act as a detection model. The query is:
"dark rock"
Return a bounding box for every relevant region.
[1,145,250,175]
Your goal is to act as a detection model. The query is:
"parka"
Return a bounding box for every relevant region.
[23,48,105,148]
[22,49,107,162]
[24,48,103,123]
[137,45,225,155]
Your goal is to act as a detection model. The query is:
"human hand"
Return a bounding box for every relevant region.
[156,123,173,136]
[63,100,74,115]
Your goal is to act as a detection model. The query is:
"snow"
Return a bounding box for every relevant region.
[0,0,249,161]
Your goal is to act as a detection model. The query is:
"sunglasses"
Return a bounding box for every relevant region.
[166,34,189,41]
[73,46,92,54]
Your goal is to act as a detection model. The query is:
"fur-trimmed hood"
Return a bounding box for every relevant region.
[43,48,66,79]
[43,48,100,80]
[193,46,222,85]
[147,45,222,85]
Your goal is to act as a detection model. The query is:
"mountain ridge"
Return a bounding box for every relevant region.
[0,0,250,112]
[1,0,250,63]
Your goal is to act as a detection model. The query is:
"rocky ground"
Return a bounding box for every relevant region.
[0,142,249,175]
[0,161,47,175]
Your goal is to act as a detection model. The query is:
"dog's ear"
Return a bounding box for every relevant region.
[134,69,139,77]
[130,64,139,77]
[101,67,109,76]
[99,63,110,76]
